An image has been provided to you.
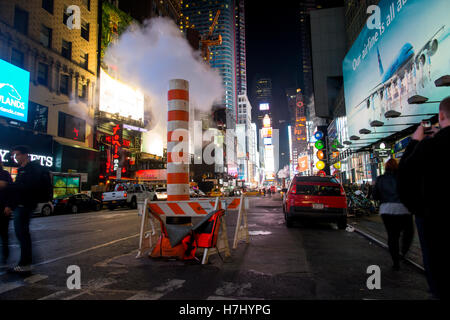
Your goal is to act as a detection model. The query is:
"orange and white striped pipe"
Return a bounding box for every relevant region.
[167,79,190,201]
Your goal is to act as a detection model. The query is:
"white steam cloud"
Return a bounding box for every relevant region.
[103,17,224,155]
[277,165,290,179]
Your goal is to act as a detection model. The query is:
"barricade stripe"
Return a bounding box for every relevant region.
[168,110,189,122]
[168,89,189,101]
[149,203,165,215]
[187,202,208,215]
[167,131,188,142]
[167,152,189,163]
[167,203,186,215]
[167,172,189,184]
[167,195,190,201]
[228,198,240,209]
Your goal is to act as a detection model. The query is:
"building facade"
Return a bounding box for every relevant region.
[0,0,99,187]
[181,0,237,130]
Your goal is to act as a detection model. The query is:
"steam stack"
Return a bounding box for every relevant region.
[167,79,191,224]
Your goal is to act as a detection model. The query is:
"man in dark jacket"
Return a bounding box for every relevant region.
[0,162,13,266]
[4,146,43,273]
[398,96,450,299]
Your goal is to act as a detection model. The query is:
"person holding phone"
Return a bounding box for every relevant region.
[398,96,450,299]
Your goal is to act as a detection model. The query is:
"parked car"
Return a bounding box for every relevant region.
[190,188,206,198]
[283,175,347,229]
[155,188,167,200]
[53,193,102,214]
[102,183,156,210]
[33,202,54,216]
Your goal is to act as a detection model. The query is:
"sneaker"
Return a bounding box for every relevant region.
[10,265,32,273]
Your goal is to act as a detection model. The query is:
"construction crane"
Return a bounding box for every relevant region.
[200,10,222,63]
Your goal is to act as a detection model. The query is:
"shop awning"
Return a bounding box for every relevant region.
[54,137,99,152]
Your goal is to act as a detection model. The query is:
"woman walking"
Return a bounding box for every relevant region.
[373,158,414,271]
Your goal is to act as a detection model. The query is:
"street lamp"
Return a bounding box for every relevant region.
[358,128,397,134]
[407,95,440,104]
[370,120,417,127]
[384,110,436,119]
[435,75,450,87]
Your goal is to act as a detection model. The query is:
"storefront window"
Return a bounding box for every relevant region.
[53,175,80,198]
[58,112,86,142]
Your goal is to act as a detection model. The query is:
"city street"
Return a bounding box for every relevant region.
[0,195,430,300]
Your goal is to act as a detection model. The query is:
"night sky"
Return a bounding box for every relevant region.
[245,1,301,169]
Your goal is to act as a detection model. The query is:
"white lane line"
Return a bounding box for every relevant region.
[0,233,140,276]
[38,290,68,300]
[33,233,140,267]
[127,279,186,300]
[63,278,116,300]
[24,274,48,284]
[0,281,23,295]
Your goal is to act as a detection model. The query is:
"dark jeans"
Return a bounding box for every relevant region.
[0,208,10,262]
[13,206,33,266]
[416,216,446,299]
[381,214,414,267]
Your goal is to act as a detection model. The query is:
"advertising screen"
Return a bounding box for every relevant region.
[99,69,144,121]
[259,103,269,111]
[0,58,30,122]
[343,0,450,147]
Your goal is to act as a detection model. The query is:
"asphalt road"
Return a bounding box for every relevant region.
[0,195,431,300]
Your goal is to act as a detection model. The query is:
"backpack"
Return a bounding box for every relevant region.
[37,167,53,202]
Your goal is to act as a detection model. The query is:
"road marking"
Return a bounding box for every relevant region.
[127,279,185,300]
[39,290,68,300]
[0,281,23,294]
[63,278,117,300]
[214,282,252,297]
[24,274,48,284]
[0,233,140,276]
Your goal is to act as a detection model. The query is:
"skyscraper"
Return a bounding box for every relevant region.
[235,0,247,96]
[181,0,237,129]
[254,76,273,127]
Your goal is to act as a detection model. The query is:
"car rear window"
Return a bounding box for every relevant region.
[156,188,166,192]
[296,185,342,196]
[295,176,339,184]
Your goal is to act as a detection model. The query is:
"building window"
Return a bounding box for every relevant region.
[81,0,90,11]
[11,49,24,68]
[29,102,49,133]
[61,39,72,59]
[79,84,87,101]
[14,6,28,35]
[37,63,49,86]
[63,5,70,25]
[80,51,88,69]
[42,0,54,14]
[40,25,52,48]
[58,112,86,142]
[81,20,90,41]
[60,74,69,95]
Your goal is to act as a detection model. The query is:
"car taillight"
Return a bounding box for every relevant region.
[124,192,127,198]
[101,194,104,200]
[60,199,68,204]
[340,187,345,196]
[290,184,297,194]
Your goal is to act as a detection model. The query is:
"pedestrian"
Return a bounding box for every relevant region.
[4,146,45,273]
[373,158,414,271]
[0,162,13,267]
[263,188,266,197]
[398,96,450,299]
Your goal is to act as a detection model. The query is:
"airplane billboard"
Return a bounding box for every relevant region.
[0,59,30,122]
[343,0,450,147]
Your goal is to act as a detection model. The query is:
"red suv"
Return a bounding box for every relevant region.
[283,175,347,229]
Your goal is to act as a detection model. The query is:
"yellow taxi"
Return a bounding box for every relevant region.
[244,189,260,196]
[208,188,223,197]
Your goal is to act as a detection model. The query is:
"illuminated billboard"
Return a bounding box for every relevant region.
[0,58,30,122]
[259,103,269,111]
[99,69,144,121]
[343,0,450,147]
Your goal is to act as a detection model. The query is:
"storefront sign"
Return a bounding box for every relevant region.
[0,59,30,122]
[135,169,167,181]
[0,148,53,167]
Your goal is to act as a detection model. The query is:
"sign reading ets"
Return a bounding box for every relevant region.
[0,59,30,122]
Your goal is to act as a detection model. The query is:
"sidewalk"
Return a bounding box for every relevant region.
[348,214,424,268]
